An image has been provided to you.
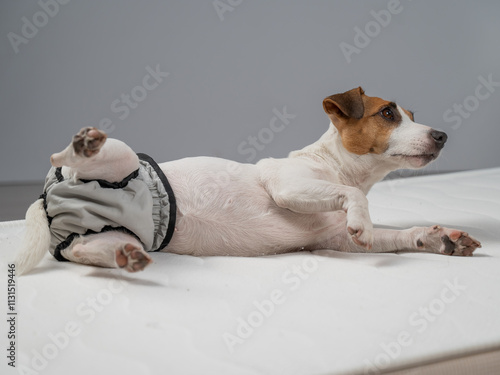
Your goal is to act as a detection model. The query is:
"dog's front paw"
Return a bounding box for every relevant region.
[73,127,107,158]
[418,225,481,256]
[347,217,373,250]
[115,244,152,272]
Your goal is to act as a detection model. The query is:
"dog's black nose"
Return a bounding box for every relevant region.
[430,130,448,148]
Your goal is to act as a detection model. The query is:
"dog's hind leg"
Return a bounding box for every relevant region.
[50,127,107,168]
[50,127,139,182]
[61,231,152,272]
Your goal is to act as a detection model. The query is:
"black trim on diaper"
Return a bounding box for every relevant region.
[80,169,139,189]
[55,168,64,182]
[53,233,78,261]
[39,193,53,226]
[137,153,177,251]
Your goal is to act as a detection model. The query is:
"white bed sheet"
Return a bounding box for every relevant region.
[1,167,499,375]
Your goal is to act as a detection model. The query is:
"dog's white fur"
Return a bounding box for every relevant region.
[16,88,481,274]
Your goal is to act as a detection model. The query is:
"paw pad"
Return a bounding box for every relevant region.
[73,127,107,157]
[116,244,152,272]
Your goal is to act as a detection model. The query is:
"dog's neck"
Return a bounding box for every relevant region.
[289,123,395,194]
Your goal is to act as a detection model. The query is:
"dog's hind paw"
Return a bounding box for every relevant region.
[115,244,152,272]
[73,127,107,158]
[419,225,482,256]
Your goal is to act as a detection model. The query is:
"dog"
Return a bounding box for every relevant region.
[15,87,481,275]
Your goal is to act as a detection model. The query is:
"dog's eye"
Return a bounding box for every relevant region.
[380,107,394,121]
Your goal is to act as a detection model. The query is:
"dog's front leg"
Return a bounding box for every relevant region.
[318,218,481,256]
[266,177,373,249]
[61,231,152,272]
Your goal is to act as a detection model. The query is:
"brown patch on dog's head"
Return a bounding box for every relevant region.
[323,87,404,155]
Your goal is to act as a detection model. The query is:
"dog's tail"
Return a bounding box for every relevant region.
[15,198,51,275]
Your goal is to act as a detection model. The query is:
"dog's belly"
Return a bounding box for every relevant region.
[159,157,338,256]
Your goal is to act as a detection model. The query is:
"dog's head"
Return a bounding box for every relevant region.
[323,87,447,169]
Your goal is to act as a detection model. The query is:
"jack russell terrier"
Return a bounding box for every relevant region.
[16,87,481,274]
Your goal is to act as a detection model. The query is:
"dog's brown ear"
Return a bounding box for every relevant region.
[323,87,365,121]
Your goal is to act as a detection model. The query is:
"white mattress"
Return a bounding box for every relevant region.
[1,168,500,375]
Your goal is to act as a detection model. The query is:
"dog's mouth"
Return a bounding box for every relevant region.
[390,153,438,167]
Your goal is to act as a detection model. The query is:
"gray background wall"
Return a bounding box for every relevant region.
[1,0,499,184]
